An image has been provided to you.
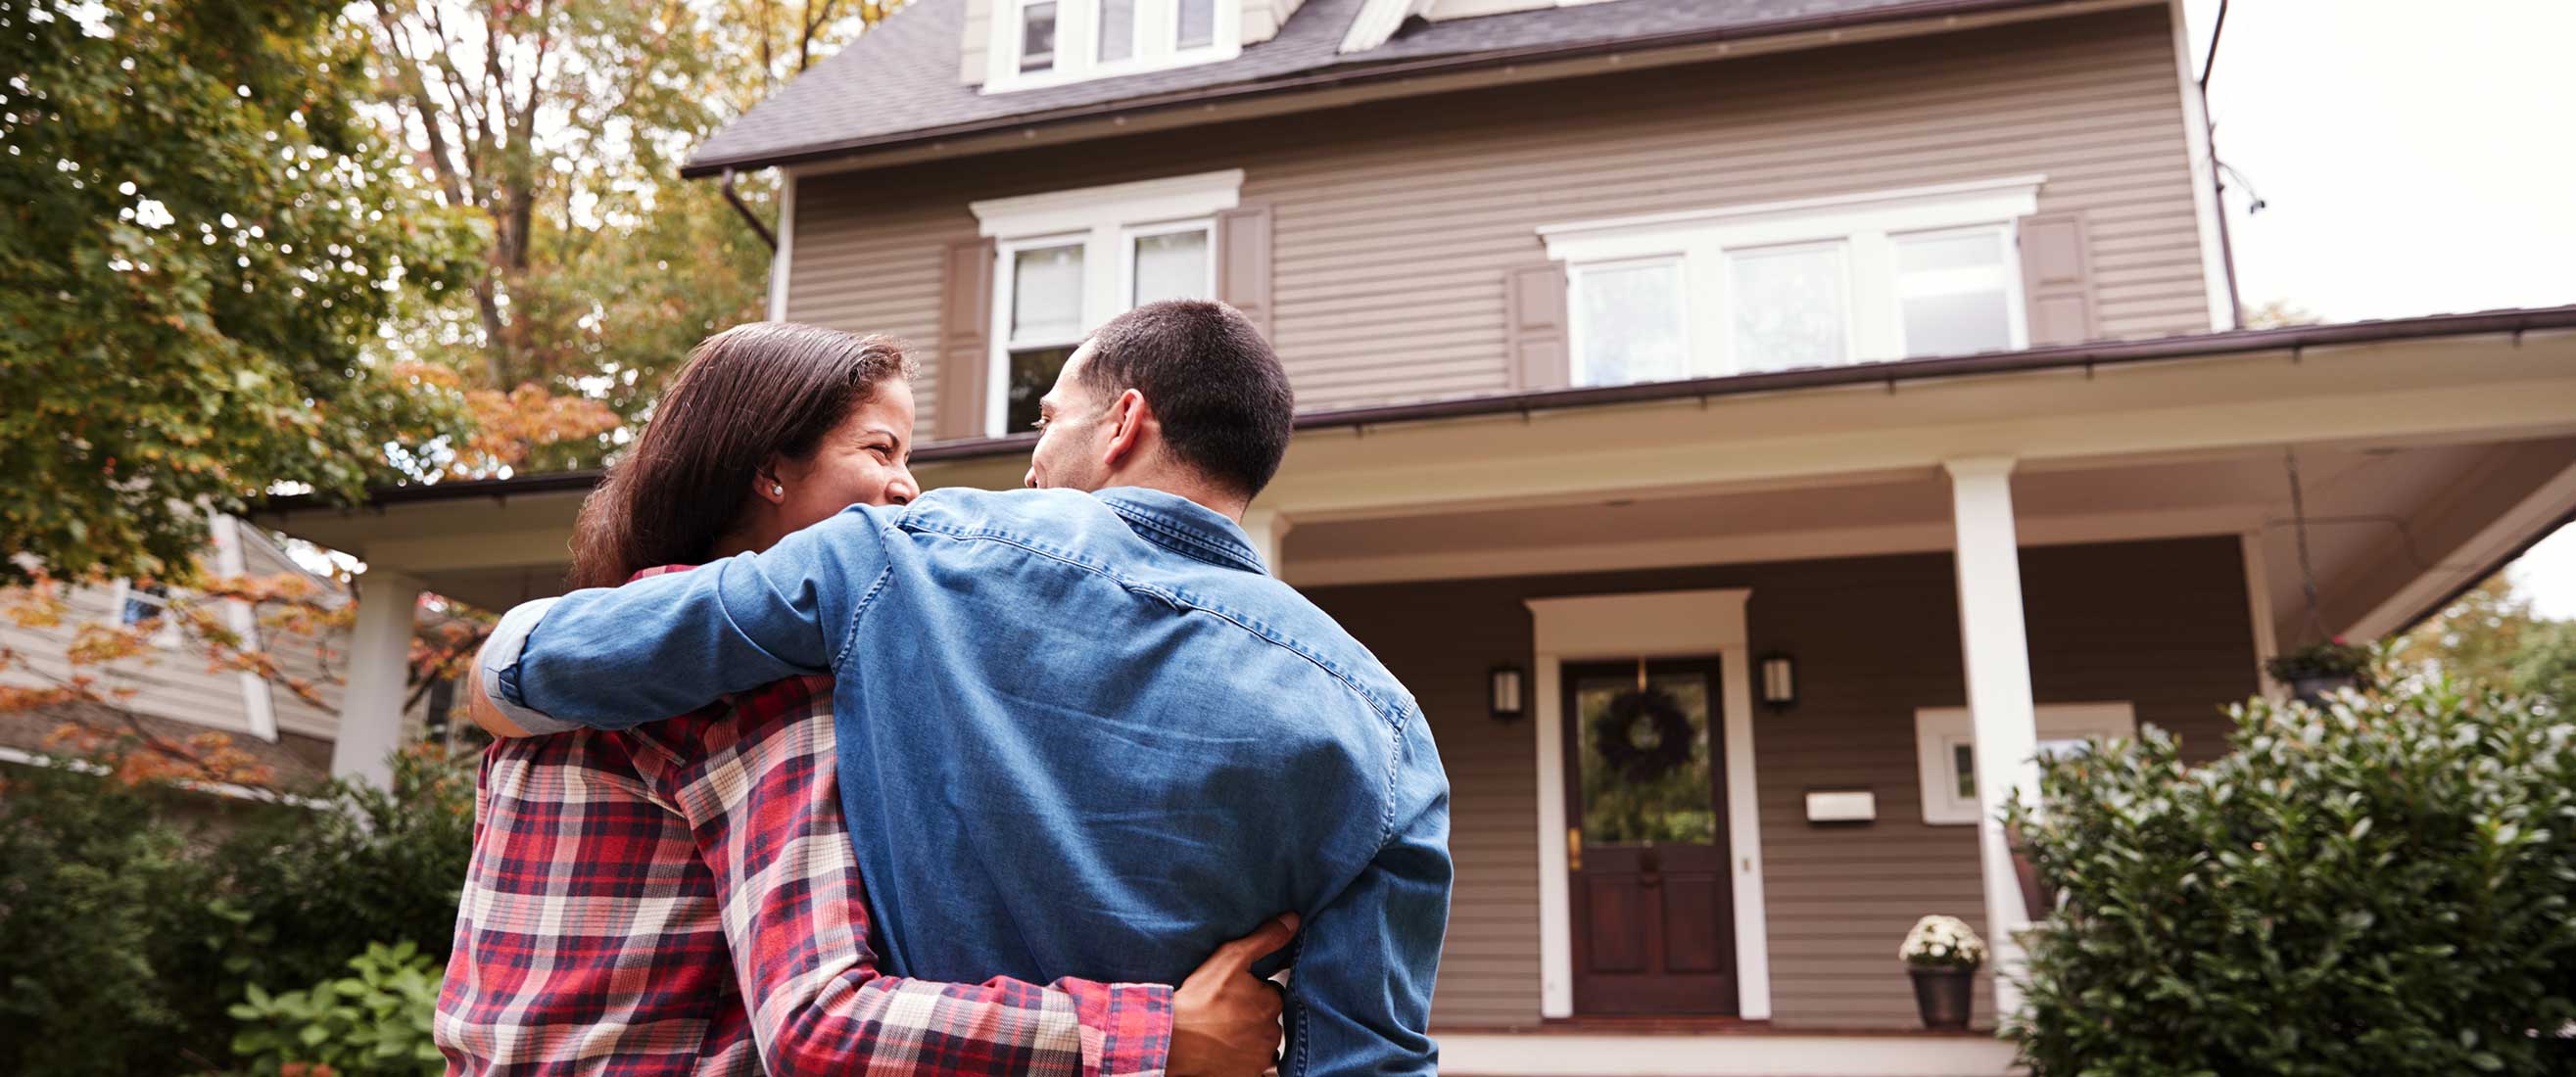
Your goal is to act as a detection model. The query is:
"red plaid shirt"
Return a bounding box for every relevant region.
[437,568,1173,1077]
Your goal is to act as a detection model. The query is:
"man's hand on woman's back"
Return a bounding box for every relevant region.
[1169,913,1298,1077]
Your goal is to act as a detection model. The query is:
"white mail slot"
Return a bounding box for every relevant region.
[1805,789,1877,822]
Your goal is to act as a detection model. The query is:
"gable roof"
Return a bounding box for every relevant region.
[683,0,2116,176]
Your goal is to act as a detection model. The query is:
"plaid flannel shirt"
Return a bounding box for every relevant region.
[437,567,1173,1077]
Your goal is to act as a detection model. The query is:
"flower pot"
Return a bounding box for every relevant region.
[1909,966,1977,1030]
[2287,672,2359,705]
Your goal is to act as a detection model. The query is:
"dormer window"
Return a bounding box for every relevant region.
[990,0,1240,92]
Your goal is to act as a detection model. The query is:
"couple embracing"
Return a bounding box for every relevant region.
[437,301,1452,1077]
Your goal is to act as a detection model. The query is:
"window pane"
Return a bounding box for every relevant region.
[1011,243,1085,344]
[119,584,168,627]
[1098,0,1134,62]
[1131,229,1210,306]
[1020,1,1057,71]
[1574,669,1716,846]
[1899,230,2002,273]
[1952,742,1976,799]
[1006,345,1078,433]
[1177,0,1215,49]
[1901,290,2013,357]
[1575,261,1688,386]
[1729,244,1847,372]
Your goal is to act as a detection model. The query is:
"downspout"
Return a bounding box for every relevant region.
[719,167,779,251]
[2197,0,2244,320]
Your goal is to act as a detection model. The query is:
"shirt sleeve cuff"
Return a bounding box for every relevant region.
[478,597,580,735]
[1094,982,1175,1077]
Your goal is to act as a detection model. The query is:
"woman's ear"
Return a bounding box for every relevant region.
[751,457,788,504]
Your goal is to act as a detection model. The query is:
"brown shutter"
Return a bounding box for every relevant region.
[1505,262,1571,390]
[2019,212,2096,346]
[1215,206,1274,340]
[936,236,996,440]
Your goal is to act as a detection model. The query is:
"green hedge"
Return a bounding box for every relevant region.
[2007,679,2576,1076]
[0,742,473,1077]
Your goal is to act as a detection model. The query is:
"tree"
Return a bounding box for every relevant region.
[360,0,896,476]
[0,0,479,585]
[2239,298,2320,329]
[2401,573,2576,712]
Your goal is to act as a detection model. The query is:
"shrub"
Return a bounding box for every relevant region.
[2006,678,2576,1076]
[0,738,474,1077]
[229,941,447,1077]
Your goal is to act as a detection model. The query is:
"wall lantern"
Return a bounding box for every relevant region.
[1490,665,1527,723]
[1759,653,1797,710]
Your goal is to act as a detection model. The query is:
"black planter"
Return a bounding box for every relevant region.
[1910,966,1977,1031]
[2287,672,2360,705]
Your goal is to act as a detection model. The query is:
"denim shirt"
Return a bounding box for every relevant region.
[480,487,1451,1077]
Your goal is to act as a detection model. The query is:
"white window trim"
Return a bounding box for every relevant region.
[974,170,1242,436]
[1913,701,2137,825]
[107,578,184,650]
[1543,175,2045,379]
[985,0,1241,94]
[1564,255,1693,387]
[1119,218,1216,310]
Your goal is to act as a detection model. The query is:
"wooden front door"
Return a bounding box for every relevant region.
[1563,657,1737,1015]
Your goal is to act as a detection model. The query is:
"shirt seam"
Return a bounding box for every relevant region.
[833,565,896,670]
[1109,507,1264,574]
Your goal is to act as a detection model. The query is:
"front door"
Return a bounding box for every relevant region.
[1563,657,1737,1015]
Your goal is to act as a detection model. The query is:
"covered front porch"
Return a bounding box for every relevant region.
[259,311,2576,1074]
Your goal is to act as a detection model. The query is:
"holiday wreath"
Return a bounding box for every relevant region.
[1590,687,1696,782]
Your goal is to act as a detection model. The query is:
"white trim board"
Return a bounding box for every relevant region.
[209,512,279,742]
[2166,0,2236,330]
[1525,588,1771,1020]
[768,171,797,322]
[1438,1032,2015,1077]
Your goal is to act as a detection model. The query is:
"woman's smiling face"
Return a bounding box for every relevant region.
[770,378,920,530]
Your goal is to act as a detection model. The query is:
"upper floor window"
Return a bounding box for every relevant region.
[111,580,183,649]
[972,170,1242,435]
[994,0,1238,92]
[1542,176,2045,386]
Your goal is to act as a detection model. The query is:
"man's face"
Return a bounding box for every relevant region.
[1025,340,1116,491]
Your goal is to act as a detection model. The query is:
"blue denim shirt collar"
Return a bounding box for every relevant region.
[1092,487,1266,576]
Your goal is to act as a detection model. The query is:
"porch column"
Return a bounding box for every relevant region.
[1241,508,1293,578]
[1943,457,2041,1018]
[331,568,424,788]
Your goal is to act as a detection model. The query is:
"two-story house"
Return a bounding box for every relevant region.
[262,1,2576,1072]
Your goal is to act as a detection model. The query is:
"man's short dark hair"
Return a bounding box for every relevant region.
[1082,300,1296,498]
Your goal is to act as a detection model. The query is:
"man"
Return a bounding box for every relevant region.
[469,301,1452,1077]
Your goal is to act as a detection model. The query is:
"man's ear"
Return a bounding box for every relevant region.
[1101,388,1152,471]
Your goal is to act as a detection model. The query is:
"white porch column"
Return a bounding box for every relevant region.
[331,568,424,788]
[1241,507,1293,578]
[1943,457,2041,1019]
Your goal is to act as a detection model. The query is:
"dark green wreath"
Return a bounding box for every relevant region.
[1591,687,1696,782]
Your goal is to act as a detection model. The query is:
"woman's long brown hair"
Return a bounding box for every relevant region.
[567,323,913,588]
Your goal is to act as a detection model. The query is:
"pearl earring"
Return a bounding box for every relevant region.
[772,484,785,495]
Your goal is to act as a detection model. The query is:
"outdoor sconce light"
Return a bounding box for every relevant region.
[1760,653,1797,709]
[1490,665,1526,723]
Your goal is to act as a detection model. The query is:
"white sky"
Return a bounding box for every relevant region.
[2180,0,2576,618]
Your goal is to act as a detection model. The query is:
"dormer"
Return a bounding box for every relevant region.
[961,0,1308,92]
[1340,0,1616,53]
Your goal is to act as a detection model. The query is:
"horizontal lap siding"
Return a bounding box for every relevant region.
[1302,536,2257,1030]
[784,7,2208,428]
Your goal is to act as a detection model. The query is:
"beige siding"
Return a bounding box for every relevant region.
[788,7,2210,433]
[237,532,351,740]
[0,577,262,737]
[1302,536,2259,1029]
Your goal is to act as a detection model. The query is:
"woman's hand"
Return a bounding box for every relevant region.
[1168,913,1299,1077]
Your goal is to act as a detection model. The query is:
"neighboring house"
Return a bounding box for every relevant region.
[260,0,2576,1073]
[0,516,460,796]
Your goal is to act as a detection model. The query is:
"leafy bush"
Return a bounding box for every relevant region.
[0,738,474,1077]
[2006,678,2576,1076]
[229,941,447,1077]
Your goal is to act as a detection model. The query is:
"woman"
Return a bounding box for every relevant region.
[437,323,1288,1077]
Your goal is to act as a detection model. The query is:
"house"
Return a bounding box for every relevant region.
[257,0,2576,1072]
[0,514,460,799]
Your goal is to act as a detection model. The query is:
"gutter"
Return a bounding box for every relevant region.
[719,168,779,250]
[679,0,2152,178]
[258,303,2576,511]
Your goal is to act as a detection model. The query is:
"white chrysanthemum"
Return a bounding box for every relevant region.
[1900,914,1987,968]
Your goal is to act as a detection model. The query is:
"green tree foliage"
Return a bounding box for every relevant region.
[0,736,475,1076]
[0,0,477,585]
[2404,574,2576,713]
[2006,679,2576,1076]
